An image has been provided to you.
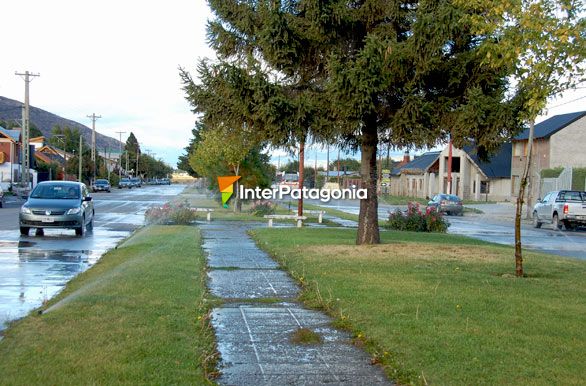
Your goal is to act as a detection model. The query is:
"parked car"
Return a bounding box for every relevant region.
[19,181,94,237]
[427,194,464,216]
[533,190,586,230]
[0,185,4,208]
[160,178,171,185]
[92,178,111,193]
[130,177,142,188]
[118,178,132,189]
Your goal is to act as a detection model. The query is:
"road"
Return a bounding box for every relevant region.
[309,199,586,260]
[0,184,185,331]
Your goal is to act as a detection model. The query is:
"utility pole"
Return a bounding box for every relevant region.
[78,135,83,182]
[116,131,126,178]
[15,70,40,190]
[87,113,101,183]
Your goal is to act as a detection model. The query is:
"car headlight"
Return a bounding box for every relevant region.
[21,206,31,214]
[66,207,82,215]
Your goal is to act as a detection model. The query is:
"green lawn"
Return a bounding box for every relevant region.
[0,226,217,385]
[250,228,586,385]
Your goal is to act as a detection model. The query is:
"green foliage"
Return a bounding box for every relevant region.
[248,200,276,217]
[35,160,60,179]
[329,158,360,172]
[384,203,449,233]
[48,125,86,153]
[572,168,586,191]
[540,167,564,178]
[145,201,198,225]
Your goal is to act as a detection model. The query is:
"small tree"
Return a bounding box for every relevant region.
[459,0,586,276]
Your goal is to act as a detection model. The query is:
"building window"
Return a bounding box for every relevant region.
[513,141,528,156]
[473,180,476,194]
[480,181,490,194]
[444,156,461,173]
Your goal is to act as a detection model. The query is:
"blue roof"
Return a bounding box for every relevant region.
[0,126,21,142]
[394,151,441,175]
[464,143,512,178]
[515,111,586,140]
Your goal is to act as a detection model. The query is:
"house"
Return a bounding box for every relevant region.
[511,111,586,197]
[391,143,512,201]
[390,151,440,198]
[0,127,23,189]
[0,126,39,189]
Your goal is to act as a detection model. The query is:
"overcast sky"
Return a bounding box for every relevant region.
[1,0,584,169]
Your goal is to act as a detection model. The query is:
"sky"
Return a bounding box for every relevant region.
[0,0,584,169]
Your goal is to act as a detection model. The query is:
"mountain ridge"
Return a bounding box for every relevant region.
[0,95,121,151]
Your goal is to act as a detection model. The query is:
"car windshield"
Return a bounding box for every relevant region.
[121,178,130,182]
[31,184,80,199]
[96,180,108,184]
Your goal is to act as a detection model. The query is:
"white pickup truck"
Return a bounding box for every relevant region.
[533,190,586,230]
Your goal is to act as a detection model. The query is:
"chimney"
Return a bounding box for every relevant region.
[403,151,410,164]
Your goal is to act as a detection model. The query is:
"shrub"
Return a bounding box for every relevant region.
[384,202,449,233]
[145,200,198,225]
[249,200,276,216]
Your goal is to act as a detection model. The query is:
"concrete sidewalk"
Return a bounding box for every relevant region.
[201,222,391,385]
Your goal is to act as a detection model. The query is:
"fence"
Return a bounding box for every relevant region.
[541,167,573,197]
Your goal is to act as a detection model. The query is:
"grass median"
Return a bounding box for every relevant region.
[251,228,586,385]
[0,225,217,385]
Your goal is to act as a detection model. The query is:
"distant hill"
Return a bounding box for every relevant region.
[0,95,121,150]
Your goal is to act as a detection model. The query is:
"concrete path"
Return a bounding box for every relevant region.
[201,222,391,385]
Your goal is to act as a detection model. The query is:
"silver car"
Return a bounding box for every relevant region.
[19,181,94,237]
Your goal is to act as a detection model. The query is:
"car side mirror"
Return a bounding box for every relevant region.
[83,196,93,202]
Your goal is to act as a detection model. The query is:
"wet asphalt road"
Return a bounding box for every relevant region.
[309,199,586,260]
[0,184,186,331]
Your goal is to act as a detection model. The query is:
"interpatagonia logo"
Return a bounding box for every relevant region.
[217,176,241,208]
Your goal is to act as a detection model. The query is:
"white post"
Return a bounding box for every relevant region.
[318,212,323,224]
[297,219,302,228]
[207,211,211,222]
[268,218,273,227]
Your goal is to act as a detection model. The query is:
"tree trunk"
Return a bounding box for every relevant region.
[356,120,380,245]
[233,163,241,213]
[297,140,305,217]
[514,118,535,277]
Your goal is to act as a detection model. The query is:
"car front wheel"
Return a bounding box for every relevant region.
[20,227,30,236]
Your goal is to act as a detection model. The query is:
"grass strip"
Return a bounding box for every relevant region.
[251,227,586,385]
[0,225,217,385]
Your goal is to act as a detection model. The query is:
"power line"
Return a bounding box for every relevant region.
[549,95,586,109]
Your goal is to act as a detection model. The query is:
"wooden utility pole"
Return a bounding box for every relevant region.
[15,71,40,190]
[297,140,305,216]
[78,135,83,182]
[87,113,101,183]
[116,131,126,178]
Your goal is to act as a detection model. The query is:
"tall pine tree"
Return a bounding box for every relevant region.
[184,0,520,244]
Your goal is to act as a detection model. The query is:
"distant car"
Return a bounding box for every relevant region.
[130,177,142,188]
[19,181,94,237]
[160,178,170,185]
[427,194,463,216]
[118,178,132,189]
[92,179,111,193]
[0,185,4,208]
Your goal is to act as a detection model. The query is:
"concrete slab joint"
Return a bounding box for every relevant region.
[200,221,391,385]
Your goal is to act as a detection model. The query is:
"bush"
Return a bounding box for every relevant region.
[145,200,198,225]
[384,202,449,233]
[249,200,276,216]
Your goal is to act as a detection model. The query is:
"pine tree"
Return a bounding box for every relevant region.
[185,0,520,244]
